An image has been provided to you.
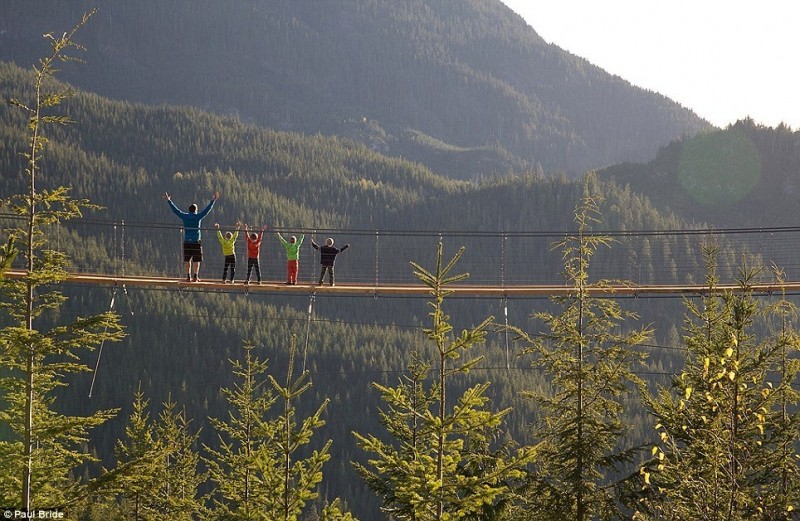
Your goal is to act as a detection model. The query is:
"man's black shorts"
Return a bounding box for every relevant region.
[183,241,203,262]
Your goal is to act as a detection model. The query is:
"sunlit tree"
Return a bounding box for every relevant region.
[512,180,651,520]
[355,243,536,520]
[634,249,800,520]
[0,9,125,509]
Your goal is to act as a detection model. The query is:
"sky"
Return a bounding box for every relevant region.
[501,1,799,129]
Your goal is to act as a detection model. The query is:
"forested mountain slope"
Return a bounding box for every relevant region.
[0,0,710,178]
[0,65,751,519]
[599,119,800,228]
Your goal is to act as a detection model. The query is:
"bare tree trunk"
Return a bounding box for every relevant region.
[21,59,42,514]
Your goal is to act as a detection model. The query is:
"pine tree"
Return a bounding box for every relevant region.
[512,182,651,520]
[204,343,279,519]
[0,237,17,276]
[110,389,205,520]
[319,498,358,521]
[634,248,800,520]
[0,9,125,509]
[205,340,350,520]
[354,242,536,520]
[260,335,347,520]
[153,397,206,519]
[114,387,162,519]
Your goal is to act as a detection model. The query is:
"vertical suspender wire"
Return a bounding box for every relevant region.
[121,219,133,317]
[501,233,511,369]
[112,220,118,276]
[302,229,318,372]
[302,292,315,373]
[374,230,379,294]
[503,297,510,370]
[178,225,183,279]
[118,220,123,277]
[89,221,120,398]
[89,289,116,398]
[311,230,317,285]
[501,233,506,288]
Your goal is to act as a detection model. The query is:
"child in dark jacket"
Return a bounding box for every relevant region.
[244,224,266,285]
[311,237,349,286]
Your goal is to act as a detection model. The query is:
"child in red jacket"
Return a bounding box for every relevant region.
[244,224,266,285]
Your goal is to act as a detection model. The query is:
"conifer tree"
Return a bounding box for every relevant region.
[354,242,536,520]
[114,387,162,519]
[0,237,17,276]
[112,389,206,520]
[153,397,206,519]
[512,183,651,520]
[204,343,279,519]
[634,248,800,520]
[260,335,344,520]
[205,340,350,520]
[318,498,358,521]
[0,9,125,510]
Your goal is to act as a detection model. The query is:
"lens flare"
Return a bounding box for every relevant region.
[677,128,761,207]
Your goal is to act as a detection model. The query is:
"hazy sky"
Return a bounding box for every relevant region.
[501,1,799,129]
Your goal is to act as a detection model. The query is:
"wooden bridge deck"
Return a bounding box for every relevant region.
[5,270,800,297]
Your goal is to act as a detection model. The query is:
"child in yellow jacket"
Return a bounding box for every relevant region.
[215,221,240,283]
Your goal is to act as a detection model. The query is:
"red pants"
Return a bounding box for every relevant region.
[287,260,298,283]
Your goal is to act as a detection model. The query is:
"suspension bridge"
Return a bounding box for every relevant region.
[6,214,800,395]
[4,214,800,298]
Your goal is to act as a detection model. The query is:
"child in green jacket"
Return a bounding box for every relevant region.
[215,221,240,283]
[277,232,305,285]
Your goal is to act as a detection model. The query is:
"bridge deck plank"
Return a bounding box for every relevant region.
[5,270,800,297]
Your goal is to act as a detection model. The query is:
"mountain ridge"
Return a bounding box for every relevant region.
[0,0,710,178]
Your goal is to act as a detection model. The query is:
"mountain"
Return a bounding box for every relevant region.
[0,0,711,179]
[0,62,708,518]
[598,119,800,228]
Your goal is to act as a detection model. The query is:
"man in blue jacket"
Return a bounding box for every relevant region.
[164,191,218,282]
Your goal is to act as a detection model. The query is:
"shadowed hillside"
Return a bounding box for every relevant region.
[0,0,710,179]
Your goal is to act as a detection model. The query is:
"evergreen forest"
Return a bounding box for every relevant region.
[1,6,800,521]
[0,0,710,178]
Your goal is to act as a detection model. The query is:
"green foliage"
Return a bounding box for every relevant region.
[204,343,280,519]
[0,13,777,519]
[0,9,125,509]
[113,387,162,518]
[0,236,18,275]
[512,179,652,520]
[154,398,206,519]
[111,388,205,520]
[634,248,800,520]
[601,120,800,228]
[355,243,536,520]
[205,340,347,520]
[0,0,708,178]
[261,335,348,520]
[319,498,358,521]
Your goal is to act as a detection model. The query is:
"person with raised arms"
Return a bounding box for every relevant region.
[277,231,305,285]
[311,237,349,286]
[244,223,267,285]
[215,221,241,283]
[163,191,218,282]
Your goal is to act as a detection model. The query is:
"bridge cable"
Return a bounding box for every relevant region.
[501,233,511,369]
[301,229,319,372]
[88,288,116,399]
[302,292,316,373]
[120,219,134,317]
[374,229,380,298]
